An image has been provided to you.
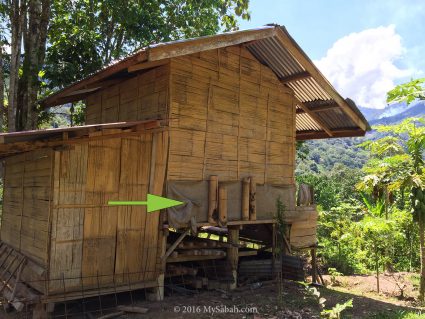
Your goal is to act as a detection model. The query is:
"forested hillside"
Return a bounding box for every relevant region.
[297,115,425,282]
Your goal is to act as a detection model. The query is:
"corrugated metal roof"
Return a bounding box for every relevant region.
[245,34,360,134]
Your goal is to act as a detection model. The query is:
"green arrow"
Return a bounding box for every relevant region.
[108,194,184,213]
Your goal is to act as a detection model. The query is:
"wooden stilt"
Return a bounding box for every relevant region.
[227,226,239,290]
[249,177,256,221]
[32,303,48,319]
[208,176,218,224]
[218,185,228,226]
[311,248,317,284]
[242,177,250,221]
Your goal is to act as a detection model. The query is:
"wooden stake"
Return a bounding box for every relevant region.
[249,177,256,221]
[311,248,317,284]
[219,185,227,226]
[242,177,250,221]
[208,175,218,224]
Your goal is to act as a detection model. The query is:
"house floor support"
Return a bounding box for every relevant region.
[227,226,240,290]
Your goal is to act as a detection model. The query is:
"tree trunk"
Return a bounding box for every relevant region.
[0,46,4,130]
[419,212,425,302]
[8,0,26,132]
[375,249,380,293]
[21,0,50,130]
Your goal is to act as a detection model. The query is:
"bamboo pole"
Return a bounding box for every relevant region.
[219,185,227,226]
[242,177,250,221]
[208,175,218,224]
[249,177,256,221]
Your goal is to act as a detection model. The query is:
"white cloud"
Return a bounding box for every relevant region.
[314,25,413,109]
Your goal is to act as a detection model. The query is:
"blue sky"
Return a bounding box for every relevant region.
[238,0,425,108]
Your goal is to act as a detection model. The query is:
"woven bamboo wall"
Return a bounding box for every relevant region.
[167,45,296,185]
[85,65,169,124]
[48,130,168,295]
[1,149,53,267]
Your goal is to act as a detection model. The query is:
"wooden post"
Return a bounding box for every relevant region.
[208,175,218,224]
[242,177,250,221]
[311,248,317,284]
[227,226,239,290]
[219,185,227,226]
[152,228,169,301]
[249,177,256,221]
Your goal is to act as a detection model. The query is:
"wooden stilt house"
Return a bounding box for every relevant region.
[0,25,369,314]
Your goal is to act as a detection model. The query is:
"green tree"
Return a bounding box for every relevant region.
[387,79,425,300]
[0,0,251,131]
[359,118,425,299]
[359,215,396,293]
[44,0,250,90]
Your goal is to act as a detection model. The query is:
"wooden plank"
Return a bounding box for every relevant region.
[167,254,226,263]
[128,59,170,72]
[149,27,276,61]
[280,71,311,84]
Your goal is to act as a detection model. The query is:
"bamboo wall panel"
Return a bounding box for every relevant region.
[86,65,169,124]
[1,149,53,266]
[49,144,88,293]
[167,45,296,185]
[48,131,168,294]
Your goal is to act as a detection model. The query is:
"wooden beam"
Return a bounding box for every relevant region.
[148,26,276,61]
[128,59,170,73]
[161,229,190,261]
[276,27,367,131]
[294,98,334,137]
[280,71,310,84]
[296,103,340,114]
[296,128,366,140]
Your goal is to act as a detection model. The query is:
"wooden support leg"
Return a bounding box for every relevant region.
[150,274,165,301]
[150,228,168,301]
[32,302,54,319]
[227,226,239,290]
[311,248,317,284]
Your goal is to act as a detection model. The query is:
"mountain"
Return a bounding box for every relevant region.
[357,106,385,121]
[369,101,425,125]
[297,101,424,174]
[358,101,425,125]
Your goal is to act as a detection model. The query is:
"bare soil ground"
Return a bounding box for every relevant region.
[2,273,425,318]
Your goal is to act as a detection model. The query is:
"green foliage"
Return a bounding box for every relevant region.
[298,164,363,211]
[44,0,250,90]
[370,310,425,319]
[316,196,419,274]
[328,267,343,286]
[359,215,396,271]
[387,78,425,105]
[307,117,424,277]
[361,193,385,217]
[318,202,367,274]
[299,282,353,319]
[321,299,353,319]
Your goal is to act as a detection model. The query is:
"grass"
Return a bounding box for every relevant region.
[369,311,425,319]
[409,274,421,289]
